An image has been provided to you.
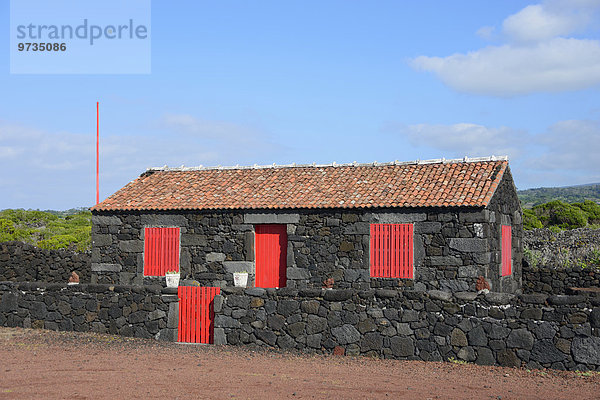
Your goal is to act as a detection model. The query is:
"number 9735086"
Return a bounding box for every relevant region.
[18,43,66,51]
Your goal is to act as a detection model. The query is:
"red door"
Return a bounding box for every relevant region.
[255,224,287,288]
[178,286,220,344]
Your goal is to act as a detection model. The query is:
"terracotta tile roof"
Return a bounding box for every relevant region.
[92,157,509,212]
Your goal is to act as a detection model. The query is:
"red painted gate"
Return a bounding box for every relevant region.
[255,224,287,288]
[177,286,220,344]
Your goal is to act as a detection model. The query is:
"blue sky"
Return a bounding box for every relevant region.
[1,0,599,210]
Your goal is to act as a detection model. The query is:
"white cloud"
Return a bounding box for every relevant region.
[476,26,495,40]
[159,113,266,146]
[0,146,20,158]
[0,115,281,209]
[0,122,91,170]
[391,122,526,159]
[388,119,600,187]
[411,1,600,96]
[503,4,586,43]
[411,38,600,96]
[529,119,600,172]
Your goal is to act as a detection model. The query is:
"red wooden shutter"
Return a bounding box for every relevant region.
[370,223,413,278]
[144,227,180,276]
[178,286,220,344]
[502,225,512,276]
[255,224,287,288]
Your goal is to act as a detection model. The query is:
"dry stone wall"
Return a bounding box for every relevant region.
[524,228,600,270]
[214,287,600,371]
[522,264,600,294]
[2,280,599,372]
[0,241,90,283]
[522,228,600,294]
[0,282,178,341]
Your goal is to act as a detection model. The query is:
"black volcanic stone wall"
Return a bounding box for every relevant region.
[0,241,90,283]
[91,212,250,286]
[214,287,600,371]
[485,168,523,293]
[3,280,597,372]
[92,196,522,293]
[522,228,600,294]
[523,263,600,294]
[524,228,600,269]
[0,282,178,341]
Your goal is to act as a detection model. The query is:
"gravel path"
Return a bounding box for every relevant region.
[0,327,598,399]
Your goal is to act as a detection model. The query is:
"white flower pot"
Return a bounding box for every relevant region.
[233,272,249,288]
[165,273,180,288]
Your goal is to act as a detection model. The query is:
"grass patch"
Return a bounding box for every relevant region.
[576,370,600,377]
[447,357,468,365]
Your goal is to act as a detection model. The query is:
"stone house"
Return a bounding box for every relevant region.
[90,156,523,293]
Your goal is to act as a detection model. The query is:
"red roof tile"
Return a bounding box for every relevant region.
[92,159,509,211]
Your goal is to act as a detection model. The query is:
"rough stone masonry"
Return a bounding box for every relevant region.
[0,282,178,341]
[2,281,600,371]
[213,287,600,371]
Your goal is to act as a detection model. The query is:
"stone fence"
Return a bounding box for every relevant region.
[522,228,600,294]
[524,228,600,269]
[522,264,600,294]
[0,241,90,283]
[2,281,600,371]
[0,282,178,341]
[213,287,600,371]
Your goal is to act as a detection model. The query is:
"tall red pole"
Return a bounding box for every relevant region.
[96,102,99,205]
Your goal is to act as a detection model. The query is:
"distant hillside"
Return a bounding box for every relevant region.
[41,207,91,217]
[518,183,600,208]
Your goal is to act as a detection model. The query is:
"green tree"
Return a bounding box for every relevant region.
[37,234,79,250]
[523,209,543,230]
[532,200,588,229]
[574,200,600,225]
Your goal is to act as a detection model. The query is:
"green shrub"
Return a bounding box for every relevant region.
[0,218,16,242]
[0,209,58,227]
[532,200,588,229]
[0,209,91,251]
[0,218,34,242]
[37,234,79,250]
[523,248,542,268]
[523,209,543,230]
[573,200,600,225]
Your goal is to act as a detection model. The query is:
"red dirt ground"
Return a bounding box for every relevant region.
[0,327,599,399]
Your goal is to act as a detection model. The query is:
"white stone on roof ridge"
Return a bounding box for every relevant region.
[146,155,508,172]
